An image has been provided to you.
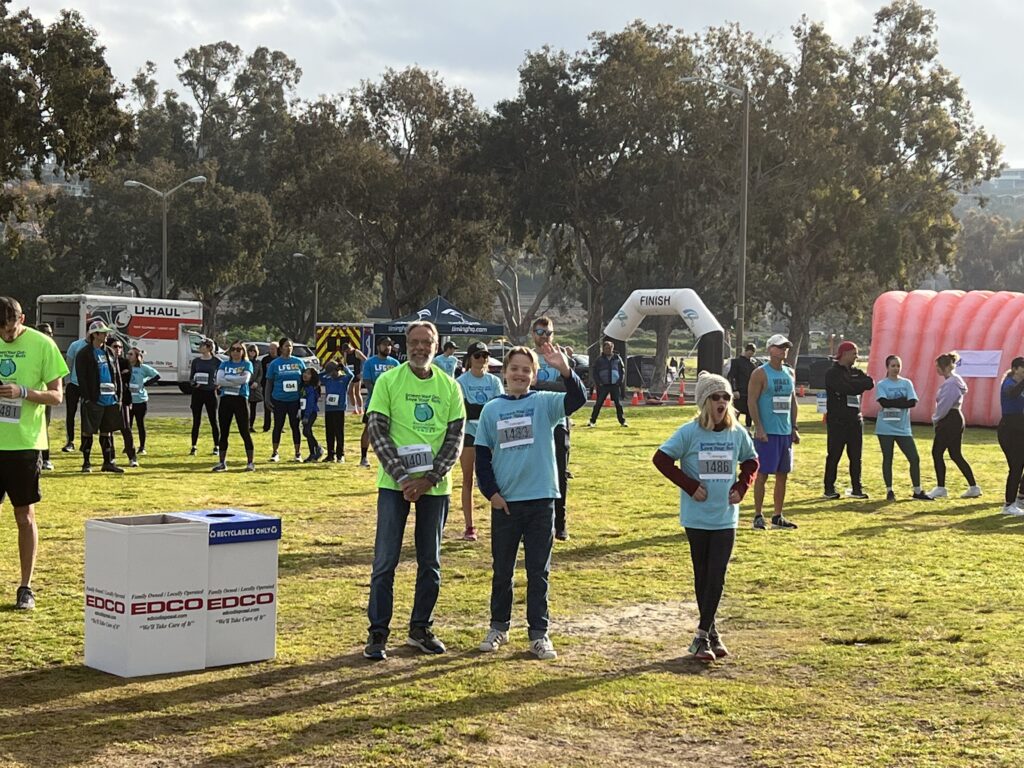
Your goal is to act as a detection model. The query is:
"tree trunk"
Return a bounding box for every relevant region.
[202,295,220,339]
[586,278,605,356]
[786,304,812,366]
[650,315,672,396]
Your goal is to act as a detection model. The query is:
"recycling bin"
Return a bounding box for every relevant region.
[175,509,282,667]
[84,514,210,677]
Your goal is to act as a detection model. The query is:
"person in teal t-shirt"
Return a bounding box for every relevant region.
[455,341,504,542]
[434,341,460,377]
[653,372,759,663]
[265,337,307,462]
[474,344,587,661]
[875,355,930,502]
[127,348,160,455]
[213,341,255,472]
[358,336,400,467]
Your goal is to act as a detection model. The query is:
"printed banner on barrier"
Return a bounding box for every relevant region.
[955,350,1003,378]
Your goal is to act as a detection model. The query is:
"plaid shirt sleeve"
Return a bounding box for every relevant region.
[366,412,411,486]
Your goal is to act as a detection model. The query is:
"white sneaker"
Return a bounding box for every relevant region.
[128,459,139,468]
[269,453,280,463]
[926,487,947,499]
[293,454,303,462]
[211,447,219,455]
[479,628,509,653]
[530,635,558,660]
[138,448,147,456]
[1001,504,1024,516]
[961,485,982,499]
[245,462,256,472]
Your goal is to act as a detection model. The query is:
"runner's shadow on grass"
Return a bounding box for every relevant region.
[842,512,1024,538]
[0,651,488,767]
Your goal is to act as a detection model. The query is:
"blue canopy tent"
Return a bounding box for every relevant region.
[373,296,504,337]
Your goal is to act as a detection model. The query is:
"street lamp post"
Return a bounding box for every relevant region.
[292,252,318,332]
[680,77,750,353]
[123,175,207,299]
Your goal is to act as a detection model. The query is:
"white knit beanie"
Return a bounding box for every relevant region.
[694,371,732,409]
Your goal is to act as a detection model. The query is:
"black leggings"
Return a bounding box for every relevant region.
[878,434,921,489]
[190,390,220,447]
[302,414,320,455]
[249,399,259,430]
[218,395,254,458]
[131,402,148,450]
[273,400,301,450]
[932,409,975,488]
[685,527,736,633]
[554,423,569,530]
[824,418,864,493]
[997,417,1024,504]
[118,403,137,461]
[65,382,80,444]
[325,410,345,455]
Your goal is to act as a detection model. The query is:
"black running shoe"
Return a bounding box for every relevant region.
[363,631,387,661]
[822,490,841,500]
[688,634,716,662]
[886,490,896,502]
[15,585,35,610]
[848,490,869,500]
[101,463,124,474]
[407,627,446,655]
[752,515,767,530]
[912,491,933,501]
[708,628,729,658]
[771,515,798,530]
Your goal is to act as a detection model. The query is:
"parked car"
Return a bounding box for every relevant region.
[795,354,832,388]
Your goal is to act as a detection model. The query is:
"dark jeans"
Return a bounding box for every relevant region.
[130,402,148,450]
[997,418,1024,504]
[685,527,736,633]
[218,395,254,457]
[878,434,921,489]
[248,399,259,431]
[325,410,345,456]
[932,409,975,488]
[554,423,569,531]
[272,400,301,449]
[367,489,448,638]
[302,414,320,454]
[64,382,80,444]
[262,389,273,431]
[489,499,555,639]
[190,389,220,447]
[589,384,625,425]
[824,417,863,493]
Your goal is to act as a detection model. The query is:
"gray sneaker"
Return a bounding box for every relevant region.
[752,515,767,530]
[15,585,35,610]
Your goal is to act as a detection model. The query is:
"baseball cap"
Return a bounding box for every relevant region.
[467,341,489,355]
[835,341,857,358]
[87,319,114,337]
[765,333,792,348]
[443,341,457,351]
[376,336,393,347]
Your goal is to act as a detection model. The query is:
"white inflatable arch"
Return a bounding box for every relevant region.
[604,288,724,341]
[604,289,726,376]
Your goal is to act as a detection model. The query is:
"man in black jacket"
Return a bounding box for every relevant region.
[588,340,627,427]
[729,343,757,428]
[823,341,874,499]
[105,337,138,468]
[75,320,125,474]
[261,341,278,432]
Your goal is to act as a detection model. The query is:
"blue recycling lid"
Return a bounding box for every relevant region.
[175,508,282,545]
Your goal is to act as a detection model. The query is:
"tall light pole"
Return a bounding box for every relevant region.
[123,175,207,299]
[292,252,318,334]
[680,77,750,353]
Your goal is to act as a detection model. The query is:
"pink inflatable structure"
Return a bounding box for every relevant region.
[864,290,1024,427]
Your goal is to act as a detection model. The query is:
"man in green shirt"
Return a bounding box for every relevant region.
[363,321,466,660]
[0,297,68,610]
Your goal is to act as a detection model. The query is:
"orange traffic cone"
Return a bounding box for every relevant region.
[604,395,611,406]
[589,389,597,402]
[798,384,806,397]
[677,392,685,406]
[631,391,640,406]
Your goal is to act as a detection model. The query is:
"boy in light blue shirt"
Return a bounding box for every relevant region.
[475,344,586,661]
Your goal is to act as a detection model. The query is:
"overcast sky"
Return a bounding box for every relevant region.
[23,0,1024,166]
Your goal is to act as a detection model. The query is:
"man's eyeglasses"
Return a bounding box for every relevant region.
[472,352,489,360]
[709,393,732,402]
[533,328,553,337]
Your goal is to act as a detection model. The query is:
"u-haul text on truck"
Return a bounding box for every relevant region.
[37,294,206,385]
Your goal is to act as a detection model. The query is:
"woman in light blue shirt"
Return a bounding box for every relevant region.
[456,341,504,541]
[127,348,160,455]
[874,355,931,502]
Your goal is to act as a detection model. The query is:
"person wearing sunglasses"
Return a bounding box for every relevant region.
[246,345,264,431]
[530,317,573,541]
[652,372,759,662]
[106,338,139,468]
[188,339,221,456]
[213,341,255,472]
[456,341,504,541]
[745,334,800,530]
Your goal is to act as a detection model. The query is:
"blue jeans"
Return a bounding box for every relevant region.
[489,499,555,639]
[367,488,449,638]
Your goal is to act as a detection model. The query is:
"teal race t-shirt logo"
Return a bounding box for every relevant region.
[414,402,434,422]
[0,358,16,377]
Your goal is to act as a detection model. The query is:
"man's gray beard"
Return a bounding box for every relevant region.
[409,355,435,372]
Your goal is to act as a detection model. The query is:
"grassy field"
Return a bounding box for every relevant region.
[1,407,1022,767]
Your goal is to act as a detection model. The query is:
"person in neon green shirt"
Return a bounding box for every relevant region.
[363,320,466,661]
[0,296,68,610]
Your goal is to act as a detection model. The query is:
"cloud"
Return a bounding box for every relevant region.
[18,0,1023,164]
